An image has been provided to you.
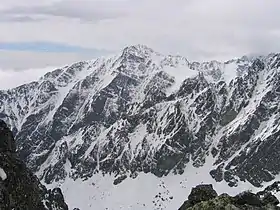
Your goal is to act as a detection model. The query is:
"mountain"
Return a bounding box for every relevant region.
[1,45,280,209]
[0,120,68,209]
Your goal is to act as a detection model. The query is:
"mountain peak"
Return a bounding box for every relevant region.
[123,44,154,51]
[121,44,158,59]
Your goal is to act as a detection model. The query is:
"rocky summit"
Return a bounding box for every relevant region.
[179,184,280,210]
[1,45,280,209]
[0,120,68,210]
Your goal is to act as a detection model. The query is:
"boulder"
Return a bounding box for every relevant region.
[179,184,280,210]
[0,120,16,152]
[234,191,263,207]
[188,184,218,205]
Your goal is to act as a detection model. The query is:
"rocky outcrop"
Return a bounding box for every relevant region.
[0,120,68,210]
[179,184,280,210]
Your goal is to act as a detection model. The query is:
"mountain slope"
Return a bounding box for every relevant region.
[1,45,280,209]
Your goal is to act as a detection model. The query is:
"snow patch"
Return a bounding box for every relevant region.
[221,62,238,84]
[0,167,7,181]
[45,155,255,210]
[163,66,198,94]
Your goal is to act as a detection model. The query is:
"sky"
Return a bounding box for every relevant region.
[0,0,280,89]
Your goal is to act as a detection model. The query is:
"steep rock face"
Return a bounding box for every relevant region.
[0,120,68,210]
[179,184,280,210]
[1,46,280,208]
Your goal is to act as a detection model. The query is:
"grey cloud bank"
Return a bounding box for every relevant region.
[0,50,107,70]
[1,0,128,22]
[0,0,280,70]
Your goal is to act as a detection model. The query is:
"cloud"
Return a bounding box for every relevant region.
[0,15,45,22]
[0,50,110,70]
[0,0,129,22]
[1,0,280,89]
[0,41,108,53]
[0,67,53,90]
[0,0,280,67]
[0,48,113,89]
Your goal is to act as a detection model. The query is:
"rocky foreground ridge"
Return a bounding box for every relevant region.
[179,184,280,210]
[0,120,69,210]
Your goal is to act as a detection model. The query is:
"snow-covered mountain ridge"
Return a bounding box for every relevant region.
[1,45,280,209]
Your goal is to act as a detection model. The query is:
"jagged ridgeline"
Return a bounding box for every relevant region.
[0,120,69,209]
[1,45,280,209]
